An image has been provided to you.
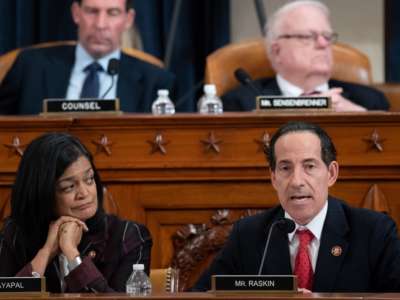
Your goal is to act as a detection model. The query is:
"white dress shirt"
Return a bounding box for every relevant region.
[285,200,328,271]
[66,44,121,100]
[276,74,329,97]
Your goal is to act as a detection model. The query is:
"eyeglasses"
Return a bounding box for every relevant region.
[277,31,339,45]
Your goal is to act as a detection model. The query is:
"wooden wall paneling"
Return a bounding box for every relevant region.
[0,113,399,275]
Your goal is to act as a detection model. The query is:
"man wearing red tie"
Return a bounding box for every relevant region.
[193,121,400,292]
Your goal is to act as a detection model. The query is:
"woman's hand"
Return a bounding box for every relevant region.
[43,216,87,258]
[30,216,88,276]
[58,221,87,261]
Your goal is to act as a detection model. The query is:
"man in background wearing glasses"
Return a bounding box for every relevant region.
[223,0,389,112]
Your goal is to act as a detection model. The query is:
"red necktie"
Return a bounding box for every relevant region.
[294,229,314,290]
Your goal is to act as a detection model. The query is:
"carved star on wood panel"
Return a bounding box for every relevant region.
[92,134,113,156]
[363,129,386,152]
[147,132,169,155]
[254,131,271,153]
[201,131,222,154]
[3,136,26,157]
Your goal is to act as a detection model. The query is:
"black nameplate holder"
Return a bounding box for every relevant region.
[211,275,297,293]
[42,98,121,114]
[256,95,331,111]
[0,277,47,295]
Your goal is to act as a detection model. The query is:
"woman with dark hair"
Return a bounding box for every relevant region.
[0,133,152,292]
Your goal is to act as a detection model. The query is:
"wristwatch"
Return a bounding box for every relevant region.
[67,255,82,271]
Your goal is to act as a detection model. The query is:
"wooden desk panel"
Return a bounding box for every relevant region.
[0,112,399,273]
[0,292,384,300]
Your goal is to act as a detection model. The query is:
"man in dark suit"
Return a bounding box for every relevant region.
[223,1,389,112]
[0,0,186,114]
[193,121,400,292]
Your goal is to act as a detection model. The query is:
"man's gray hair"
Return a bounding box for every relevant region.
[265,1,331,55]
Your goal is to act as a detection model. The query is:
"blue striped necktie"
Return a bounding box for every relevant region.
[80,62,103,98]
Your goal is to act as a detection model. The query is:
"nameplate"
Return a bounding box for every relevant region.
[0,277,45,293]
[211,275,297,292]
[256,96,331,110]
[42,98,120,113]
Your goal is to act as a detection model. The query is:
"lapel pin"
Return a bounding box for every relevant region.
[88,250,97,259]
[331,246,342,257]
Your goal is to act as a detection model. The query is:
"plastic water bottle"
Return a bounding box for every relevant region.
[198,84,223,114]
[152,89,175,115]
[126,264,152,295]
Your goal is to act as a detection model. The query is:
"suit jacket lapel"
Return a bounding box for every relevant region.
[44,46,75,98]
[117,53,143,112]
[263,229,292,275]
[241,77,281,111]
[261,78,282,96]
[313,198,349,291]
[328,80,351,99]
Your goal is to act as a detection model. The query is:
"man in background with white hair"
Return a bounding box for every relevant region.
[222,0,389,112]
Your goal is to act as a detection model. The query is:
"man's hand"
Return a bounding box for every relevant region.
[298,288,312,294]
[321,88,366,112]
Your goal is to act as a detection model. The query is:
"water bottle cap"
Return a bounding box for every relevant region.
[157,89,169,97]
[203,84,217,95]
[132,264,145,271]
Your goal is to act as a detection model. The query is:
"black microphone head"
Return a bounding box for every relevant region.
[107,58,119,75]
[234,68,252,85]
[276,218,295,233]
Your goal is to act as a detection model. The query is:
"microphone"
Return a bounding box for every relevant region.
[257,218,295,275]
[101,58,119,99]
[254,0,267,36]
[234,68,262,95]
[174,78,204,110]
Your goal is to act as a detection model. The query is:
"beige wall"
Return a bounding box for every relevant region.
[231,0,385,82]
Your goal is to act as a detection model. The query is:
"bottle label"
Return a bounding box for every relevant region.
[152,100,175,115]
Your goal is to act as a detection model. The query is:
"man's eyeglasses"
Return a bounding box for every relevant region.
[277,31,339,45]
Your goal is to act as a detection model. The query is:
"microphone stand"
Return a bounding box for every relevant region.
[258,218,295,275]
[101,75,115,99]
[164,0,183,70]
[254,0,267,36]
[101,59,119,99]
[164,0,265,69]
[258,221,279,275]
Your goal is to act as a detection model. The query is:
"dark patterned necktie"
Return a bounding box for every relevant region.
[294,229,314,290]
[301,91,319,96]
[80,62,103,98]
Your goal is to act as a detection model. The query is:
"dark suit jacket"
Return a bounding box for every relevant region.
[222,77,390,111]
[0,214,152,293]
[193,197,400,292]
[0,45,190,114]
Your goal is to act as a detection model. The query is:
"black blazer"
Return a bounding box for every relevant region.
[222,77,390,111]
[193,197,400,292]
[0,45,190,114]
